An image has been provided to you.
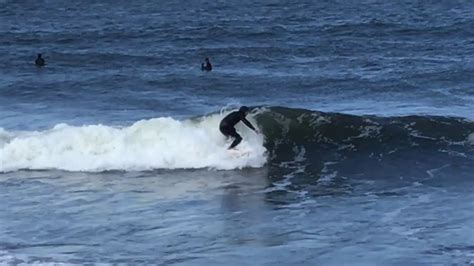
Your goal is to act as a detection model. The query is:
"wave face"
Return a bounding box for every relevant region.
[257,107,474,180]
[0,113,267,172]
[1,107,473,173]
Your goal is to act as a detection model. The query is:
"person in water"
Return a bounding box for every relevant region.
[219,106,259,149]
[201,57,212,71]
[35,54,45,67]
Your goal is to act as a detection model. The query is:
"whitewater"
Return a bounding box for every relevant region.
[0,111,267,172]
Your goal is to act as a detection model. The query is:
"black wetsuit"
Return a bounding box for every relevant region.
[35,57,45,67]
[219,110,256,149]
[201,61,212,71]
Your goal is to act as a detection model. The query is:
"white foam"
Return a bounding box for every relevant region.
[468,133,474,145]
[0,113,267,172]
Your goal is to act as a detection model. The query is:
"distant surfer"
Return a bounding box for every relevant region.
[219,106,259,149]
[35,54,45,67]
[201,57,212,71]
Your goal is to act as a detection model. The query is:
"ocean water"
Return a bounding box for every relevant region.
[1,0,474,264]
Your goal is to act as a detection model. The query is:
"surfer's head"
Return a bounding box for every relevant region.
[37,54,42,58]
[239,106,250,115]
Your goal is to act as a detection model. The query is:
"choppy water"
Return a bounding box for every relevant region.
[1,0,474,264]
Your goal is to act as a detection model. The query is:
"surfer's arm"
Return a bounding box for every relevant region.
[242,118,256,131]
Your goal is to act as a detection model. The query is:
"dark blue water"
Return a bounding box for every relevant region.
[1,0,474,264]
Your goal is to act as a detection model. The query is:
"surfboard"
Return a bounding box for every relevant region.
[228,148,251,158]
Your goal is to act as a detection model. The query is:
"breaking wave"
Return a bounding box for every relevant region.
[1,106,473,173]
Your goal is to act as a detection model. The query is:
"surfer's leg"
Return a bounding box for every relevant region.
[228,130,242,149]
[220,124,231,137]
[221,125,242,149]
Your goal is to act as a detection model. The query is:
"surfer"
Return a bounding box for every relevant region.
[35,54,45,67]
[219,106,259,149]
[201,57,212,71]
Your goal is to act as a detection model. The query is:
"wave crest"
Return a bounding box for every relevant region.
[0,113,267,172]
[2,106,473,173]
